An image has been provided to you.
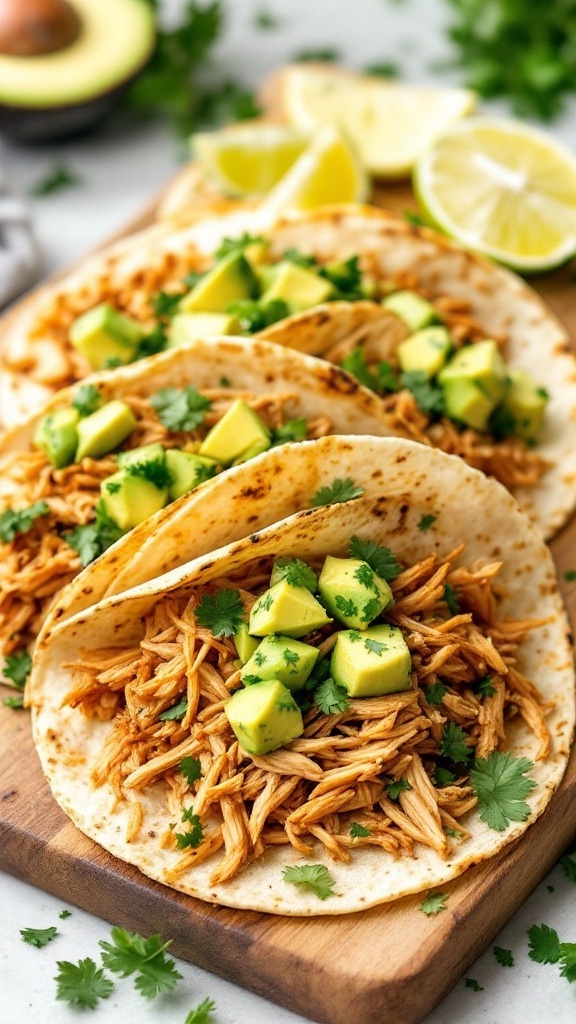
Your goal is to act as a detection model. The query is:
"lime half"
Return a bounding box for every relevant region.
[192,125,310,197]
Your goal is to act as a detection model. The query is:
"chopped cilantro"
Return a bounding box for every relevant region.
[242,674,262,686]
[21,926,58,948]
[55,957,114,1009]
[227,297,290,332]
[59,910,72,920]
[424,681,446,706]
[283,649,300,668]
[196,589,243,637]
[2,650,32,689]
[470,751,536,832]
[340,346,380,391]
[135,324,168,360]
[349,821,371,838]
[401,370,445,415]
[560,853,576,883]
[354,563,377,590]
[30,163,82,197]
[434,766,456,787]
[254,650,266,666]
[417,513,436,533]
[311,478,364,507]
[445,827,462,839]
[72,383,103,417]
[126,457,173,489]
[150,386,211,433]
[365,60,401,78]
[282,863,336,900]
[175,808,204,850]
[489,404,516,439]
[403,210,428,228]
[180,757,202,785]
[465,978,484,992]
[564,569,576,582]
[364,637,387,656]
[219,375,231,387]
[528,923,561,964]
[314,677,350,715]
[361,597,383,624]
[477,675,496,698]
[159,698,188,722]
[64,501,124,567]
[271,417,308,447]
[184,998,217,1024]
[375,360,401,393]
[104,481,121,495]
[420,892,447,915]
[293,47,341,63]
[2,695,24,709]
[443,583,460,615]
[386,777,412,800]
[282,248,318,269]
[0,501,51,543]
[99,926,182,998]
[493,946,514,967]
[560,943,576,982]
[348,536,402,581]
[335,595,358,618]
[215,233,265,259]
[319,256,364,301]
[150,289,183,321]
[440,721,472,764]
[273,557,318,592]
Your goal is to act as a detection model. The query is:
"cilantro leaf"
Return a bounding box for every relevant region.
[364,637,387,656]
[0,501,50,543]
[2,695,24,709]
[445,827,462,839]
[470,751,536,832]
[528,923,561,964]
[440,721,472,764]
[185,998,217,1024]
[465,977,484,992]
[435,766,456,787]
[443,583,460,615]
[403,209,429,228]
[227,296,290,332]
[215,233,265,259]
[349,821,371,837]
[311,478,364,507]
[30,163,81,197]
[282,247,318,268]
[99,927,182,998]
[59,910,72,919]
[2,650,32,689]
[150,289,185,321]
[361,597,383,624]
[270,417,308,447]
[150,387,212,433]
[564,569,576,582]
[354,563,377,590]
[424,681,446,706]
[560,853,576,884]
[64,500,124,567]
[420,892,447,915]
[417,513,436,532]
[314,677,350,715]
[135,957,183,999]
[181,756,202,785]
[72,383,103,417]
[348,535,402,581]
[282,863,336,900]
[125,456,173,489]
[159,698,188,722]
[294,47,341,63]
[196,588,243,637]
[477,675,496,698]
[335,595,358,618]
[55,957,114,1009]
[175,808,204,850]
[401,370,445,416]
[20,926,58,948]
[559,943,576,983]
[493,946,514,967]
[386,777,412,800]
[340,346,381,392]
[272,557,318,592]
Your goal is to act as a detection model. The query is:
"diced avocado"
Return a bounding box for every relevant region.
[199,399,270,465]
[261,261,333,310]
[76,400,137,461]
[318,556,393,630]
[117,443,167,469]
[100,469,168,530]
[179,251,258,313]
[167,312,242,349]
[249,580,332,639]
[165,449,218,500]
[34,407,80,469]
[438,340,507,431]
[270,558,318,593]
[397,326,452,379]
[225,678,304,755]
[69,303,145,370]
[241,633,319,691]
[331,624,412,697]
[382,290,438,331]
[244,240,269,267]
[501,369,548,442]
[234,622,261,665]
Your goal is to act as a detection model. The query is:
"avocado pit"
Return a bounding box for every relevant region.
[0,0,81,57]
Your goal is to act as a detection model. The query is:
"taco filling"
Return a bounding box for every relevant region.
[59,535,549,892]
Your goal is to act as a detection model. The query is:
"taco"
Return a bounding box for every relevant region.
[31,437,574,916]
[2,204,575,538]
[0,337,391,660]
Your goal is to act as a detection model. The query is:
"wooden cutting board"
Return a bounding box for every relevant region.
[1,179,576,1024]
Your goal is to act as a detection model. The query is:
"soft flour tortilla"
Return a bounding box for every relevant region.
[2,204,575,538]
[31,437,575,916]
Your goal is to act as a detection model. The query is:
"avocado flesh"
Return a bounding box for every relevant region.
[75,400,137,461]
[199,399,270,465]
[241,634,319,691]
[180,252,258,314]
[117,443,166,469]
[234,623,261,665]
[397,327,452,379]
[165,449,218,500]
[261,261,333,310]
[0,0,156,109]
[100,471,168,531]
[331,624,412,698]
[34,407,80,468]
[318,556,392,630]
[167,312,242,349]
[502,369,548,442]
[70,302,144,371]
[382,290,437,331]
[224,679,304,755]
[438,339,507,431]
[249,580,331,639]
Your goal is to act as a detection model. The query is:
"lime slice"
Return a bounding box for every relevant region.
[259,124,368,217]
[279,65,475,177]
[414,117,576,271]
[192,125,311,196]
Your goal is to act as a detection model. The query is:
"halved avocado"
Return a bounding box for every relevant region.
[0,0,156,141]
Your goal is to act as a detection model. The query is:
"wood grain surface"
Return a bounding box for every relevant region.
[1,179,575,1024]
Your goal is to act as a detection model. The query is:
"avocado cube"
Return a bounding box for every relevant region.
[501,369,548,442]
[117,442,167,469]
[179,251,258,313]
[100,469,169,531]
[397,326,452,379]
[249,580,332,639]
[438,340,507,431]
[225,679,304,755]
[331,624,412,697]
[270,558,318,593]
[382,290,438,331]
[318,556,393,630]
[241,634,319,691]
[199,399,270,465]
[69,303,145,370]
[234,622,261,665]
[165,449,218,500]
[34,407,80,468]
[167,312,242,349]
[76,400,137,461]
[261,261,333,310]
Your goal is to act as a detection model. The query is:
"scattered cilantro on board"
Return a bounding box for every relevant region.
[465,977,484,992]
[20,926,58,948]
[282,864,336,900]
[493,946,514,967]
[420,892,447,915]
[99,927,182,998]
[55,957,114,1009]
[528,923,561,964]
[30,163,82,197]
[2,650,32,689]
[184,998,217,1023]
[560,853,576,884]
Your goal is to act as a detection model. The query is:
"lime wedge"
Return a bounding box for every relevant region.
[414,117,576,271]
[192,125,311,196]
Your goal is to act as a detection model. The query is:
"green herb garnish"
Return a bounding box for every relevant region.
[30,163,82,197]
[64,501,124,567]
[150,386,212,432]
[493,946,514,967]
[0,501,51,543]
[424,681,446,706]
[443,583,460,615]
[417,513,436,533]
[272,558,318,592]
[184,998,217,1024]
[72,384,103,417]
[99,926,182,998]
[314,677,350,715]
[159,698,188,722]
[440,721,472,764]
[386,777,412,800]
[20,926,58,948]
[349,822,371,838]
[465,977,484,992]
[196,588,243,637]
[528,923,561,964]
[470,751,536,832]
[282,863,336,900]
[174,808,204,851]
[215,233,265,259]
[477,675,496,698]
[348,535,402,581]
[311,478,364,507]
[181,756,202,785]
[420,892,447,915]
[55,958,114,1009]
[401,370,445,415]
[2,650,32,689]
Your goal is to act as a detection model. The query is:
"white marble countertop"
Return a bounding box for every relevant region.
[1,1,575,1022]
